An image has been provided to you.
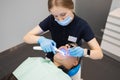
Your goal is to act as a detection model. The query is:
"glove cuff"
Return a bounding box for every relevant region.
[37,36,45,44]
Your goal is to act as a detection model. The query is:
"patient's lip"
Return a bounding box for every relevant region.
[59,48,67,56]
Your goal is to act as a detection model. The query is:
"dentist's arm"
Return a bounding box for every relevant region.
[23,25,56,53]
[23,25,43,44]
[69,38,103,60]
[84,38,103,59]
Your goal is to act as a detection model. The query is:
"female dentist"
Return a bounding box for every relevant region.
[23,0,103,80]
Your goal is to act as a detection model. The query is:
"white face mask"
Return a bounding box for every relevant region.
[55,16,72,26]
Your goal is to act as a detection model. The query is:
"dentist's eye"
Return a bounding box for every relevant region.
[54,15,58,18]
[60,13,66,17]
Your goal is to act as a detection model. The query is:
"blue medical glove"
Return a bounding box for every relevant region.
[68,64,80,77]
[69,46,84,57]
[38,36,56,54]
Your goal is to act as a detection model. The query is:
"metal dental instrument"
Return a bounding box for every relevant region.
[33,46,65,56]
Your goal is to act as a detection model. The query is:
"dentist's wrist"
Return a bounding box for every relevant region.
[84,49,90,57]
[37,36,45,44]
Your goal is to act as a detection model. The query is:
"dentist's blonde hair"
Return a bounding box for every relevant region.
[48,0,74,11]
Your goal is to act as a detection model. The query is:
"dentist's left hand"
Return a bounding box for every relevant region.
[69,46,84,57]
[38,36,56,54]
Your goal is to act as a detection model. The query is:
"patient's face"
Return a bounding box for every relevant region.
[53,45,78,69]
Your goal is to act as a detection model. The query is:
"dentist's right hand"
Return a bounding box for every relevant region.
[38,36,56,54]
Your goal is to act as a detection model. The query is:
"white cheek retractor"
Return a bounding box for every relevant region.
[33,46,65,56]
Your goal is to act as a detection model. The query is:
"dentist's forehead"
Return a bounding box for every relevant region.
[50,6,69,15]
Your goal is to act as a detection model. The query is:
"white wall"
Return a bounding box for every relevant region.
[101,8,120,61]
[101,0,120,61]
[0,0,49,52]
[110,0,120,11]
[0,0,76,52]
